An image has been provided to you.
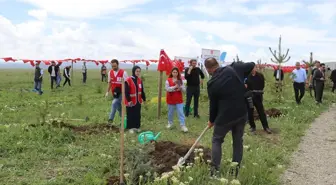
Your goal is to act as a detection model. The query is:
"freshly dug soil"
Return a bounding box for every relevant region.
[254,108,282,120]
[51,121,120,134]
[107,141,212,184]
[150,141,211,174]
[107,176,120,185]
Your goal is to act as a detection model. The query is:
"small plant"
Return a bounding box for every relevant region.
[269,35,291,65]
[124,143,156,184]
[38,100,50,125]
[78,93,83,105]
[233,55,243,63]
[95,84,102,94]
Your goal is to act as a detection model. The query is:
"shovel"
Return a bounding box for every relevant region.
[177,125,210,166]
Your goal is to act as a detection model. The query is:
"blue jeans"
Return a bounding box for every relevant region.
[168,103,185,126]
[56,75,62,86]
[109,95,122,121]
[34,80,42,94]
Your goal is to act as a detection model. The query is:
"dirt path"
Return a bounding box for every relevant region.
[281,104,336,185]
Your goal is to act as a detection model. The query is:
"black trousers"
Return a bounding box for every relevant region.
[248,94,269,130]
[126,103,141,129]
[293,82,305,103]
[275,79,282,92]
[63,77,71,86]
[315,82,324,103]
[185,86,200,116]
[211,116,246,170]
[50,76,57,89]
[101,74,107,82]
[82,72,87,83]
[332,81,336,93]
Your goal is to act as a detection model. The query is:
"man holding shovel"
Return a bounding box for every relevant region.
[205,57,253,178]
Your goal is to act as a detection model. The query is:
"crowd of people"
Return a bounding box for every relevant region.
[31,57,336,178]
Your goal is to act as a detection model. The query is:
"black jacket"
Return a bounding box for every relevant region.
[246,72,265,91]
[313,69,325,83]
[48,65,59,76]
[63,67,71,78]
[330,69,336,82]
[207,66,248,125]
[273,69,284,81]
[184,67,205,86]
[230,62,256,82]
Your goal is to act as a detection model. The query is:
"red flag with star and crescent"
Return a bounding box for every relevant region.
[157,49,171,73]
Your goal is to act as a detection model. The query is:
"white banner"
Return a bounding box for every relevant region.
[201,48,220,61]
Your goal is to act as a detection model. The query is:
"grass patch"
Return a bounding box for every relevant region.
[0,69,334,185]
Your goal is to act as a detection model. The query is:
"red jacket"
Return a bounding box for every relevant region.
[166,78,183,104]
[125,77,143,106]
[109,69,124,93]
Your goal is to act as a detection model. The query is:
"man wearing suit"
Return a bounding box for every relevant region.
[309,61,321,98]
[313,63,326,104]
[273,65,284,92]
[205,57,254,178]
[330,69,336,93]
[47,61,59,89]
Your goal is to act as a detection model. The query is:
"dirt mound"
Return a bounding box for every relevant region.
[254,108,282,120]
[150,141,211,174]
[107,176,120,185]
[51,121,120,134]
[107,141,211,184]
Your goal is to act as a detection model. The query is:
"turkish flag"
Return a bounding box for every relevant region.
[1,57,14,62]
[22,59,34,63]
[42,60,51,65]
[145,61,150,66]
[157,49,171,72]
[99,60,108,64]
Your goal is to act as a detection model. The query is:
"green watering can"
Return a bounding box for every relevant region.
[183,105,193,113]
[138,131,161,144]
[123,116,127,129]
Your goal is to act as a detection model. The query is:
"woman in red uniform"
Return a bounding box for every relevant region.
[124,66,146,133]
[165,67,188,132]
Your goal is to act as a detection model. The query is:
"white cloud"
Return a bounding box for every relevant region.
[1,0,336,66]
[308,2,336,24]
[230,2,302,16]
[19,0,153,18]
[28,9,47,20]
[176,1,302,17]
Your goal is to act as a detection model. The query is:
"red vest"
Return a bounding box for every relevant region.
[109,69,124,93]
[166,78,183,105]
[125,77,143,106]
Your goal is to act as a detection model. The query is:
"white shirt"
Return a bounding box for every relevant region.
[82,65,87,73]
[107,69,128,83]
[51,66,56,77]
[276,70,280,79]
[291,68,307,83]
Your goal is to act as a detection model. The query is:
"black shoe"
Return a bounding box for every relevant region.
[264,128,272,134]
[250,127,256,134]
[210,166,220,178]
[194,115,200,119]
[229,167,239,178]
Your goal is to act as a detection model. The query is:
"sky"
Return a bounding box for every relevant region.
[0,0,336,67]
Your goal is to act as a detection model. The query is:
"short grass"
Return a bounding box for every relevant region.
[0,68,334,185]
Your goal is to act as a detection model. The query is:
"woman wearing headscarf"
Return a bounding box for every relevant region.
[124,66,146,133]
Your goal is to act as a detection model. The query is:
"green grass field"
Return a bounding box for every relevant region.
[0,68,335,185]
